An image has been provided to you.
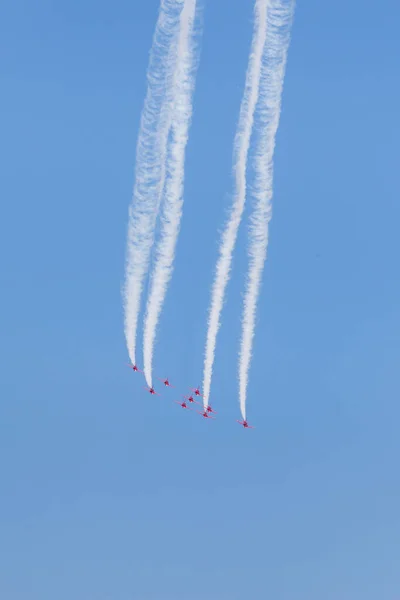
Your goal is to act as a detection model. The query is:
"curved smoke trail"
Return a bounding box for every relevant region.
[202,0,269,406]
[143,0,199,387]
[239,0,295,419]
[123,0,184,366]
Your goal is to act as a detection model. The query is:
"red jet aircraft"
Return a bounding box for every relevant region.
[191,387,203,397]
[127,363,142,373]
[184,395,199,405]
[197,410,215,420]
[205,404,217,415]
[237,420,254,429]
[144,386,160,396]
[174,400,191,410]
[158,377,174,388]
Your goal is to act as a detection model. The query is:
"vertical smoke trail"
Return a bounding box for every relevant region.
[202,0,269,406]
[123,0,184,367]
[143,0,199,387]
[239,0,295,419]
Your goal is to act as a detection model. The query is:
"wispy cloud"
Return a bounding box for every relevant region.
[143,0,200,386]
[124,0,186,366]
[239,0,295,419]
[202,0,269,406]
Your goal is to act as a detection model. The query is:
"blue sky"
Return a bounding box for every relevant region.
[1,0,399,598]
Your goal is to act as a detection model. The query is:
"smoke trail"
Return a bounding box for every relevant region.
[202,0,269,406]
[239,0,295,419]
[143,0,199,387]
[123,0,184,366]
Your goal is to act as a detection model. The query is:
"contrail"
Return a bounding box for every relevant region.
[123,0,184,367]
[143,0,199,387]
[202,0,269,406]
[239,0,295,419]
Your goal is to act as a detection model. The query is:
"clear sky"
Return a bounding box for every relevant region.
[1,0,399,598]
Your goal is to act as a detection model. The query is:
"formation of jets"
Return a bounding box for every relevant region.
[127,363,254,429]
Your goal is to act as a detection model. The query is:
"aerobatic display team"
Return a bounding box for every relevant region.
[123,0,295,428]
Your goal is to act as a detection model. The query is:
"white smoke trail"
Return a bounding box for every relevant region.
[143,0,199,387]
[123,0,184,366]
[202,0,269,406]
[239,0,295,419]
